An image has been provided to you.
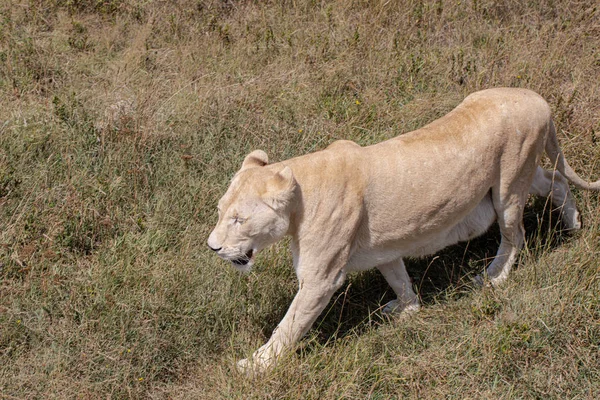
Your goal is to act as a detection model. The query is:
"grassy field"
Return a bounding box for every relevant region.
[1,0,599,398]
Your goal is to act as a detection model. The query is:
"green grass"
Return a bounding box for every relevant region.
[1,0,599,398]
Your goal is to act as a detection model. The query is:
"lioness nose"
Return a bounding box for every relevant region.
[208,244,222,252]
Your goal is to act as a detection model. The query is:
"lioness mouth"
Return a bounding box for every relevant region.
[232,249,254,266]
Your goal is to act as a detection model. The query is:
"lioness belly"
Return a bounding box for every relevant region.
[346,194,496,271]
[407,192,496,257]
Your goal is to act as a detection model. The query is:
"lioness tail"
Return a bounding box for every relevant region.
[546,120,600,191]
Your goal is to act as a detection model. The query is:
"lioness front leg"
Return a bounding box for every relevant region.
[237,270,346,373]
[377,258,420,316]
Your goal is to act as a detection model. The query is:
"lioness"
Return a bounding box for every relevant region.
[207,88,600,372]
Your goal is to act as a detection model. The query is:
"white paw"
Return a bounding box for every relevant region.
[568,212,582,230]
[236,356,271,375]
[236,358,252,374]
[235,344,276,375]
[474,273,506,288]
[473,274,486,287]
[560,207,582,231]
[382,299,420,316]
[382,299,400,314]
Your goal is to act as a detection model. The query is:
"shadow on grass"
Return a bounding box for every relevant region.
[271,197,576,348]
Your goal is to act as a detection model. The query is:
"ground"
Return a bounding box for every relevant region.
[1,1,599,398]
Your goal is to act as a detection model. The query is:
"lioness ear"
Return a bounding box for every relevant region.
[265,166,296,208]
[241,150,268,170]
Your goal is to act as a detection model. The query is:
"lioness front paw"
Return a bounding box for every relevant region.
[236,357,261,375]
[473,273,507,288]
[382,299,420,317]
[473,274,486,287]
[236,356,270,375]
[235,344,277,375]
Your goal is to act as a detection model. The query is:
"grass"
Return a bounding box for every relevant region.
[1,0,599,398]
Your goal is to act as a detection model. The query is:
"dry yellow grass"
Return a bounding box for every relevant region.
[1,1,599,398]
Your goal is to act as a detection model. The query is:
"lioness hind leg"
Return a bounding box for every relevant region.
[477,187,528,287]
[529,166,581,230]
[377,258,420,315]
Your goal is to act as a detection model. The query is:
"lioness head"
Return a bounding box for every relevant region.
[207,150,297,272]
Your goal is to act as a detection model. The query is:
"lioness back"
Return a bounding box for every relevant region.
[353,88,548,247]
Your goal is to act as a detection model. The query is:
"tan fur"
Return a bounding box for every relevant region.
[207,88,600,372]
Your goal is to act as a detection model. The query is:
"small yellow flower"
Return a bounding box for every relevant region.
[355,100,361,105]
[127,349,131,353]
[138,377,144,382]
[298,129,303,133]
[517,75,522,79]
[16,319,21,324]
